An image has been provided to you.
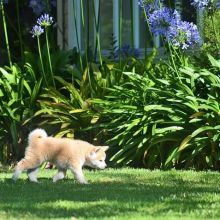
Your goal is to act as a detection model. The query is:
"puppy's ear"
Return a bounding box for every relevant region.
[89,150,96,158]
[101,146,109,152]
[95,146,109,152]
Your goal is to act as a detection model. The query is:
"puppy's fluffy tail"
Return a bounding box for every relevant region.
[28,128,48,144]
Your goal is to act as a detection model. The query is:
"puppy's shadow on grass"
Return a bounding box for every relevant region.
[1,172,220,219]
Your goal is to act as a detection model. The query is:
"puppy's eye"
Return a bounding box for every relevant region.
[99,160,103,162]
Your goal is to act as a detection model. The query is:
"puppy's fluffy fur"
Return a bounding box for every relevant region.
[12,128,108,184]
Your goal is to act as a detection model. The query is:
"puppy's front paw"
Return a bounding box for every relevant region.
[79,180,89,184]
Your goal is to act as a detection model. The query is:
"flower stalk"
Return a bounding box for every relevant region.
[0,0,12,67]
[37,36,48,87]
[45,26,55,87]
[15,0,24,64]
[92,0,102,65]
[31,24,48,86]
[72,0,83,72]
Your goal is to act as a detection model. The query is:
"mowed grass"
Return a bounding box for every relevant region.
[0,168,220,220]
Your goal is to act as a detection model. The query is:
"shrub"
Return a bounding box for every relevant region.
[89,56,220,169]
[0,64,41,163]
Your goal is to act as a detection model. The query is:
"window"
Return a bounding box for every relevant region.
[100,0,113,49]
[59,0,199,54]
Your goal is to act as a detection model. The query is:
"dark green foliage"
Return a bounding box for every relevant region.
[0,64,42,163]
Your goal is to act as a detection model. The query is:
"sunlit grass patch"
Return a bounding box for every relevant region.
[0,168,220,219]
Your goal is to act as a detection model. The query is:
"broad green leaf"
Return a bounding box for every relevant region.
[144,105,174,113]
[191,126,216,138]
[178,135,192,152]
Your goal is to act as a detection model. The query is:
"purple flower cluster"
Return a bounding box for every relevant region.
[190,0,210,9]
[29,0,56,16]
[148,7,180,36]
[167,21,201,49]
[31,13,54,38]
[37,13,53,27]
[139,1,201,50]
[31,25,44,38]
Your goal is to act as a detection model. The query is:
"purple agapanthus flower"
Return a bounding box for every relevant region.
[138,1,201,50]
[167,21,201,49]
[29,0,44,15]
[148,7,181,36]
[31,25,44,38]
[37,13,53,27]
[190,0,210,9]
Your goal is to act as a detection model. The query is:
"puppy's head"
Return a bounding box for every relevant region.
[86,146,109,169]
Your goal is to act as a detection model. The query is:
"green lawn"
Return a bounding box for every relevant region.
[0,168,220,220]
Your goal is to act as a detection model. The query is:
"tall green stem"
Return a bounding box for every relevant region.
[72,0,83,72]
[80,0,93,97]
[15,0,24,64]
[142,4,156,48]
[119,0,122,67]
[37,36,48,87]
[0,0,12,67]
[167,42,180,80]
[92,0,102,65]
[80,0,88,64]
[130,0,134,48]
[45,27,55,87]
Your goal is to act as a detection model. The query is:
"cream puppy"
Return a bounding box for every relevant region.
[12,128,108,184]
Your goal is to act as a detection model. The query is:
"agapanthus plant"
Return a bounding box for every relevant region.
[139,2,201,50]
[31,14,55,87]
[34,13,55,87]
[191,0,220,51]
[138,1,201,77]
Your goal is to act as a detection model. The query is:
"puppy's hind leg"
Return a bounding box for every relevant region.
[12,158,41,182]
[27,167,40,183]
[12,158,27,181]
[53,169,66,183]
[12,168,22,182]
